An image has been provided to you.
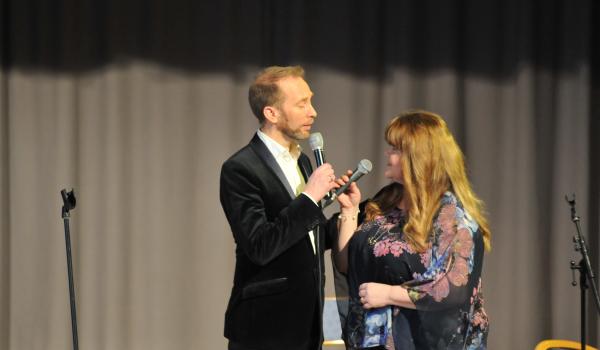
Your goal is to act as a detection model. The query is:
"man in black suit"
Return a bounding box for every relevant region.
[220,66,360,350]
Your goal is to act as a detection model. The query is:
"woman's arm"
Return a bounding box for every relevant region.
[332,170,361,274]
[359,282,417,309]
[334,207,360,273]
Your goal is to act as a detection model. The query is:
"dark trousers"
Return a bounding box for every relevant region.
[228,299,322,350]
[228,341,260,350]
[228,341,322,350]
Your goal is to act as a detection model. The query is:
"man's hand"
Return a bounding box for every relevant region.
[304,163,337,202]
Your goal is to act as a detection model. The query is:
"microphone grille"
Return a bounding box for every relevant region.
[308,132,324,150]
[357,159,373,174]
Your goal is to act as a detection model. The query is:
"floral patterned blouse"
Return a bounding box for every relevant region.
[344,191,489,349]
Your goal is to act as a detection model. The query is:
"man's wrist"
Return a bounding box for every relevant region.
[301,192,319,207]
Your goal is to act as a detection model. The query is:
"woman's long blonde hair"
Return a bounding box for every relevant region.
[365,110,491,252]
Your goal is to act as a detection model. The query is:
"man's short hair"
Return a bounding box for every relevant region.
[248,66,305,124]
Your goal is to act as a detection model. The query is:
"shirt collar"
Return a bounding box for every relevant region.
[256,129,302,160]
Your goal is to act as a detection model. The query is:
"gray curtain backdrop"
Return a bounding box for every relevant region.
[1,0,599,349]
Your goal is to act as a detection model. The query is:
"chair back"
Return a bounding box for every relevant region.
[535,339,598,350]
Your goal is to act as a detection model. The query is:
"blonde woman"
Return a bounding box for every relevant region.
[335,110,491,349]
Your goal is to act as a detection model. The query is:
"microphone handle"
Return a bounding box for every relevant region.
[323,170,365,208]
[312,148,333,201]
[313,149,325,167]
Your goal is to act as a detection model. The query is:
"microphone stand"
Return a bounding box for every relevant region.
[314,223,324,349]
[61,189,79,350]
[565,194,600,350]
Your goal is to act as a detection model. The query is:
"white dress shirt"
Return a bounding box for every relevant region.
[256,130,317,253]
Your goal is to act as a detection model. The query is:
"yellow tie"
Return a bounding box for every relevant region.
[295,165,305,196]
[296,164,316,253]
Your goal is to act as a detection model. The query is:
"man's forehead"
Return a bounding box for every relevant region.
[277,77,312,96]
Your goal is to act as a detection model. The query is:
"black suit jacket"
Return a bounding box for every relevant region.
[220,134,338,350]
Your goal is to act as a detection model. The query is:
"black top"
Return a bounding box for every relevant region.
[344,191,489,350]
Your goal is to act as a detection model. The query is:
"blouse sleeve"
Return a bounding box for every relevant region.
[405,198,485,312]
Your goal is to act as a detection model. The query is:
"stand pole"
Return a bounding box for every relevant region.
[565,194,600,350]
[580,261,587,350]
[61,189,79,350]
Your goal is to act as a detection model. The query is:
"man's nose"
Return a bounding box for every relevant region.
[308,104,317,118]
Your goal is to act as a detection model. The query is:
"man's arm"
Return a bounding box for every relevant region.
[220,159,324,266]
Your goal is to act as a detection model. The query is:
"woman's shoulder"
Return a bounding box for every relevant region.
[369,205,404,222]
[440,190,458,206]
[439,191,480,234]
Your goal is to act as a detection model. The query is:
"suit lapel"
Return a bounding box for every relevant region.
[249,134,296,200]
[251,135,324,258]
[298,153,324,212]
[297,153,312,183]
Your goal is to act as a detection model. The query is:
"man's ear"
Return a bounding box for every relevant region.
[263,106,279,124]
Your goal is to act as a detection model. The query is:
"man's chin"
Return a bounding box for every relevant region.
[293,131,311,140]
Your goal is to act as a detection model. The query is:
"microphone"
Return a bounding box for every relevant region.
[308,132,326,167]
[323,159,373,207]
[308,132,333,201]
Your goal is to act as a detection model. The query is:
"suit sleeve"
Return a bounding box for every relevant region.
[220,158,325,266]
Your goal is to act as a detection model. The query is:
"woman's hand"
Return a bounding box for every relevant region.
[335,170,361,211]
[358,282,393,309]
[359,282,416,309]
